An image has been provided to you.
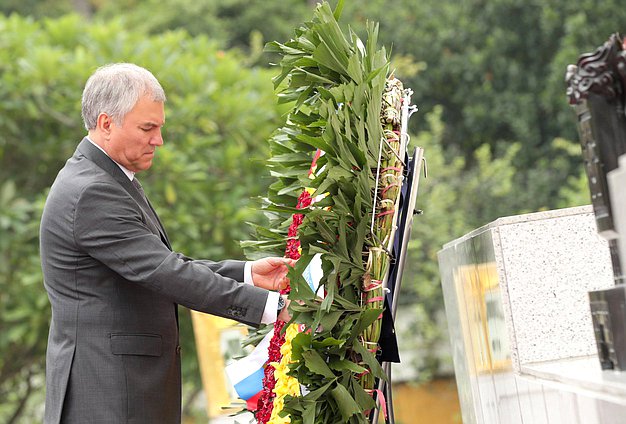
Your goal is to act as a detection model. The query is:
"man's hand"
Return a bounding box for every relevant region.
[251,257,296,291]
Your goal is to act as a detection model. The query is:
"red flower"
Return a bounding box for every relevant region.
[255,189,312,423]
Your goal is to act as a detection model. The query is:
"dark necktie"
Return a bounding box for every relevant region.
[131,177,149,204]
[131,177,169,246]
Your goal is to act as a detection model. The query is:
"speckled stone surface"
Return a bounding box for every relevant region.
[438,205,624,423]
[495,206,614,368]
[440,205,615,372]
[438,206,626,424]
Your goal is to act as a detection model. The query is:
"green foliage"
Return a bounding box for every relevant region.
[0,0,74,18]
[246,3,395,421]
[0,13,284,422]
[94,0,314,65]
[60,0,611,215]
[333,0,625,219]
[338,1,625,155]
[0,182,48,423]
[6,0,626,169]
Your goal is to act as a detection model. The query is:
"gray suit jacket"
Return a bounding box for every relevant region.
[40,138,268,423]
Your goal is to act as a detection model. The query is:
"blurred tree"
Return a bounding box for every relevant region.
[5,0,626,166]
[85,0,621,214]
[94,0,314,64]
[71,0,93,17]
[0,182,48,424]
[0,13,285,422]
[337,0,625,215]
[0,0,74,18]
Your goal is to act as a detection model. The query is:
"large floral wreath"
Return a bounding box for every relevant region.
[241,2,414,423]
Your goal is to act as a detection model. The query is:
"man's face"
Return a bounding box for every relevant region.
[104,95,165,172]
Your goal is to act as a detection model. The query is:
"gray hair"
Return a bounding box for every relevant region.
[81,63,166,130]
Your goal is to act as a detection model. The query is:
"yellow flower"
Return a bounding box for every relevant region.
[268,323,301,424]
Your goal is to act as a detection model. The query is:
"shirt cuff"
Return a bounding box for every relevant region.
[261,292,279,324]
[244,261,253,285]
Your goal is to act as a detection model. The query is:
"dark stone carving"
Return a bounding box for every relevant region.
[567,33,626,371]
[566,33,626,108]
[565,33,626,249]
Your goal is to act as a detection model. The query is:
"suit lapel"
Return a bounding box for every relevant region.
[144,196,171,247]
[76,138,172,249]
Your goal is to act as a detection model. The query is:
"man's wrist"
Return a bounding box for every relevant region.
[244,261,253,285]
[260,291,279,324]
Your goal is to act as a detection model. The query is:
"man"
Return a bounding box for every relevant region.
[40,63,291,424]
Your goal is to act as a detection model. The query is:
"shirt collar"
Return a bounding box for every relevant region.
[86,136,135,181]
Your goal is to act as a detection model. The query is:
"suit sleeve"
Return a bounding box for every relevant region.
[73,181,267,326]
[172,254,246,282]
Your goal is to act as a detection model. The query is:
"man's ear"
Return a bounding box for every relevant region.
[96,113,113,137]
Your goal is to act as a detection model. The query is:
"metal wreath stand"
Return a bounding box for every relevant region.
[370,89,425,424]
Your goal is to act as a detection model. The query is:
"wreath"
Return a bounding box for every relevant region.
[240,2,417,422]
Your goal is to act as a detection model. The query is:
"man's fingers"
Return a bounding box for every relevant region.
[278,276,289,290]
[276,257,296,267]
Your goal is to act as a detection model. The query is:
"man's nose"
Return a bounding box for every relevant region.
[151,130,164,146]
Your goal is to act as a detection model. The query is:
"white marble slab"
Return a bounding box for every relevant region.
[438,205,625,423]
[495,206,614,368]
[521,356,626,405]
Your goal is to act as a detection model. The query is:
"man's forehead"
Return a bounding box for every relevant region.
[130,98,164,123]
